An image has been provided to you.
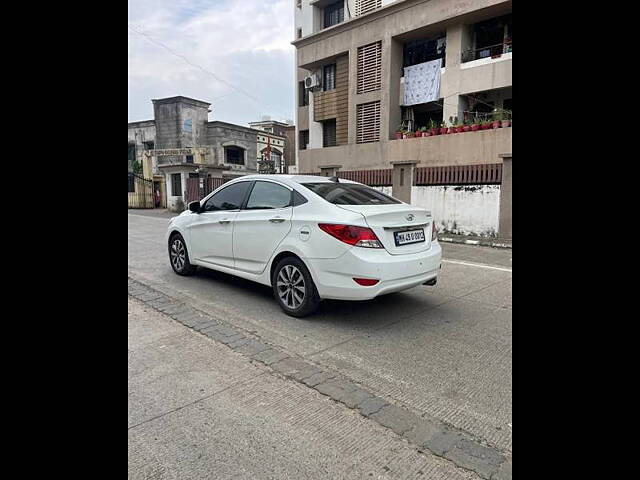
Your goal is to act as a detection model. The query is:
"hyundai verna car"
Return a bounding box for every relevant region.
[166,175,442,317]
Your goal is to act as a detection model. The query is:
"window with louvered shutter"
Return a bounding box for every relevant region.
[322,120,337,147]
[357,41,381,94]
[356,101,380,144]
[323,64,336,91]
[355,0,381,16]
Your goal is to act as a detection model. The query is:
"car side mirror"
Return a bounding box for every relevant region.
[188,201,201,213]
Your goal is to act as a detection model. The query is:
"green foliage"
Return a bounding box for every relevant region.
[132,159,143,175]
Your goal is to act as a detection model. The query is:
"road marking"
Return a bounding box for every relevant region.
[442,259,512,272]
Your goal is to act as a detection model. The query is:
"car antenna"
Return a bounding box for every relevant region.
[328,175,340,183]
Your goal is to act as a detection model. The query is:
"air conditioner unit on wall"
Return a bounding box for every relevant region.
[304,73,321,90]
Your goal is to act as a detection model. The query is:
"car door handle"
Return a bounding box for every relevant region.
[269,217,285,223]
[219,219,232,224]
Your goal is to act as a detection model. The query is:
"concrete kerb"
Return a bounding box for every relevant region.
[128,277,511,479]
[438,236,512,249]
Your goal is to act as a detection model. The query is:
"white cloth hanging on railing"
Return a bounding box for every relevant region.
[403,58,442,106]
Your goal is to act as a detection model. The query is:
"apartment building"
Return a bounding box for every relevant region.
[293,0,512,173]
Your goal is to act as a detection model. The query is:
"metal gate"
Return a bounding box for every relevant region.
[128,173,154,209]
[186,177,229,204]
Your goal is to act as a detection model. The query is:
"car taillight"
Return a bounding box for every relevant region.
[318,223,383,248]
[432,221,437,241]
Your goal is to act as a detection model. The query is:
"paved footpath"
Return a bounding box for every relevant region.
[129,296,495,480]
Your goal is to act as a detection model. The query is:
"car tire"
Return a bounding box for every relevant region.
[168,233,197,276]
[272,257,320,318]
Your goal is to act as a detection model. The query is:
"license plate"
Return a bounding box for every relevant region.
[394,228,425,246]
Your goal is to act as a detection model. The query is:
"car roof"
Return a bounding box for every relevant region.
[238,174,359,186]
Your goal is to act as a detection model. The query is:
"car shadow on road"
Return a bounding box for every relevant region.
[193,266,445,328]
[195,267,274,298]
[313,292,443,326]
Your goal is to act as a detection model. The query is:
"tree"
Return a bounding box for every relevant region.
[132,159,143,175]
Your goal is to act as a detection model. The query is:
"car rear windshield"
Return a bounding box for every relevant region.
[300,183,401,205]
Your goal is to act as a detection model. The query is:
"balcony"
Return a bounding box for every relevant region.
[463,12,511,65]
[297,126,512,173]
[310,0,393,16]
[462,41,512,64]
[389,125,512,166]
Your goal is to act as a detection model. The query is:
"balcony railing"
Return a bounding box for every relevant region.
[462,41,512,63]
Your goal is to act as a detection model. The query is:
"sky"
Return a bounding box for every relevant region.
[128,0,295,126]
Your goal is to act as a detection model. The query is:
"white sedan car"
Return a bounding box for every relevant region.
[167,175,442,317]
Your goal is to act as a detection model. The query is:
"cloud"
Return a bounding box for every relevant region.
[128,0,295,125]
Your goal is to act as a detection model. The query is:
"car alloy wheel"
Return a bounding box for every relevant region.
[272,257,320,318]
[170,238,187,272]
[276,265,306,309]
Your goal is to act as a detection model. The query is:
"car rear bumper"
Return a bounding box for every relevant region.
[306,241,442,301]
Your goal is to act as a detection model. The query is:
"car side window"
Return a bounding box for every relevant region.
[292,190,308,206]
[245,181,291,210]
[203,182,252,211]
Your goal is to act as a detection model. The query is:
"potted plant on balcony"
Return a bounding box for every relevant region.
[462,117,472,132]
[481,117,492,130]
[406,131,415,139]
[471,115,481,131]
[420,126,430,137]
[395,125,404,139]
[439,120,448,135]
[501,110,511,128]
[427,119,436,136]
[449,116,458,134]
[492,111,502,129]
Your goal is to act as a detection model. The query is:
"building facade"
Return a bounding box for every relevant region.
[128,119,161,208]
[293,0,512,173]
[128,120,156,173]
[248,118,293,173]
[249,118,288,173]
[256,130,286,174]
[128,96,260,211]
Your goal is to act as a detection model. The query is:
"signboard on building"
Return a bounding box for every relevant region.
[147,148,209,157]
